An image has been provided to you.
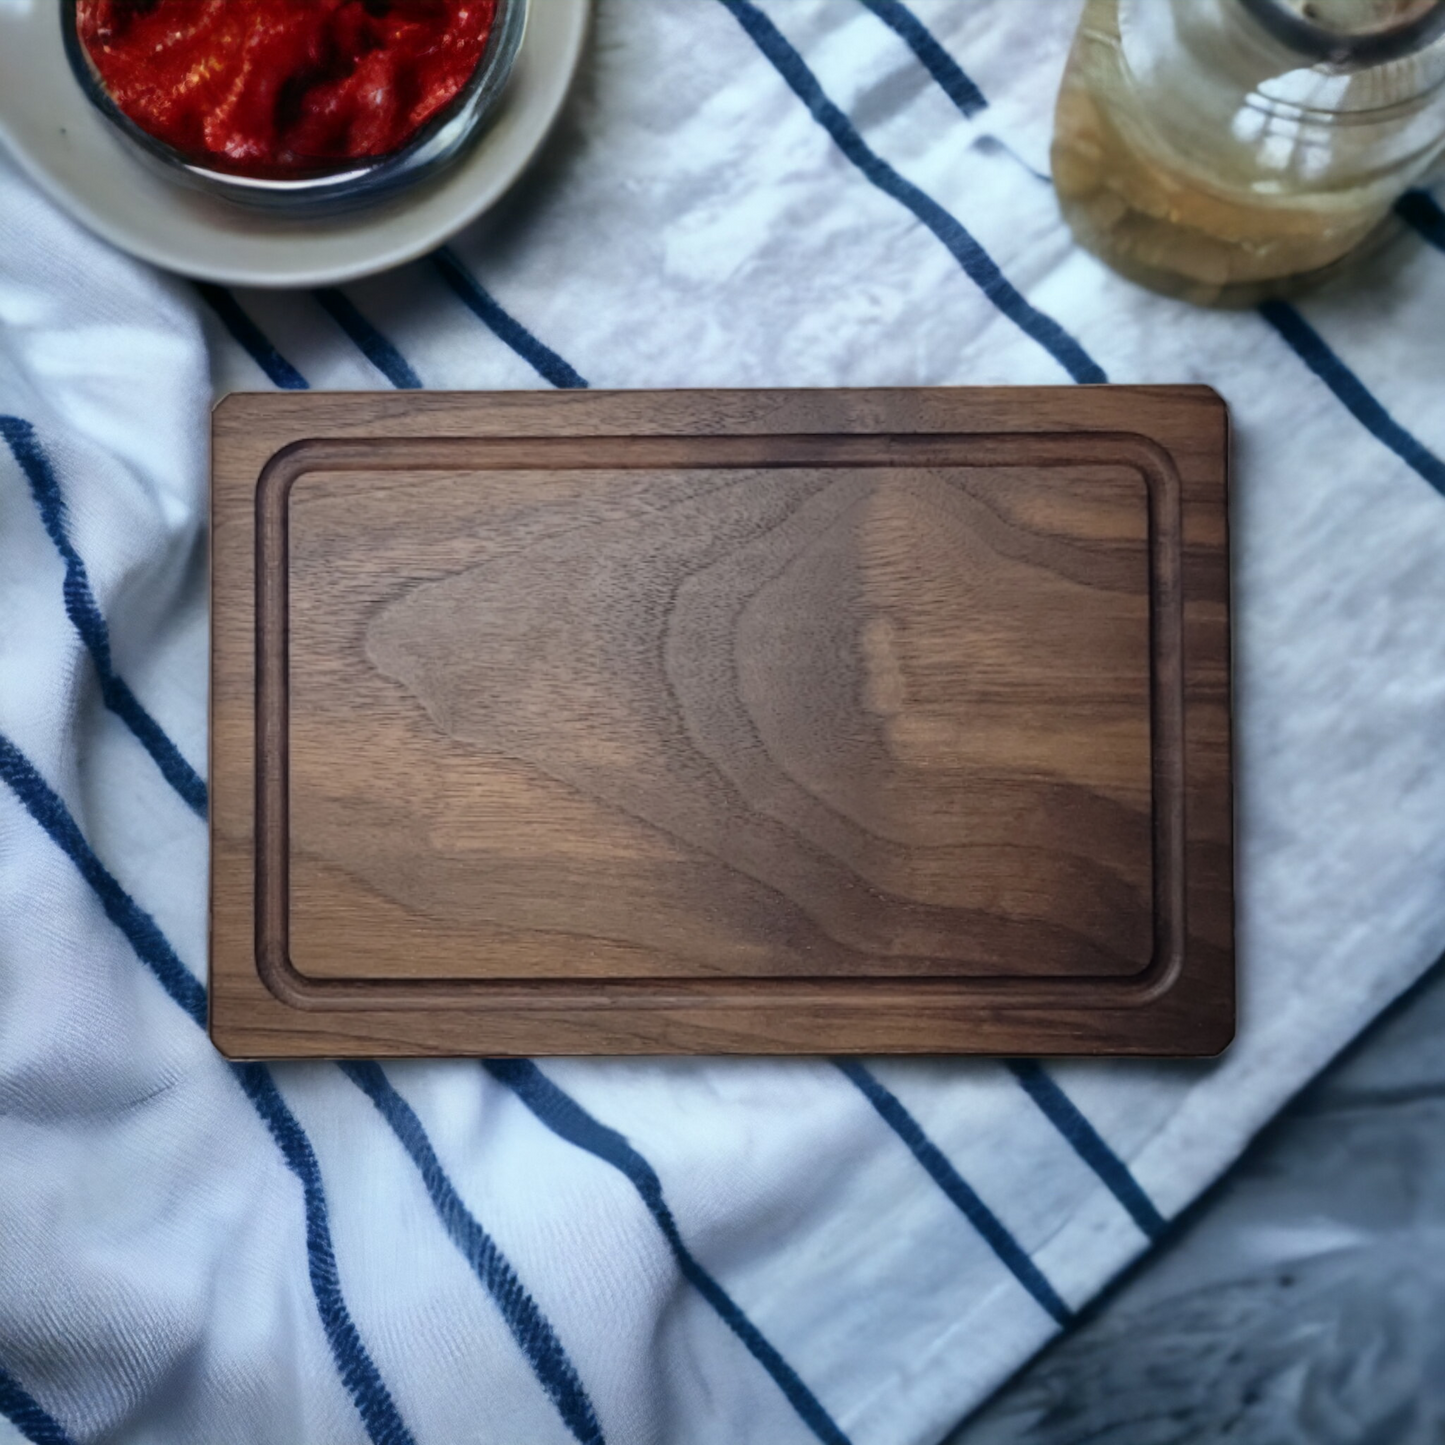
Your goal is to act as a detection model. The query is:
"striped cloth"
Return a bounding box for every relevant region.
[4,3,1445,1442]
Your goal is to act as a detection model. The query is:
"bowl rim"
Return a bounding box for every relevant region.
[61,0,529,207]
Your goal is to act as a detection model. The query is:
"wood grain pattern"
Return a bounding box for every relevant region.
[210,388,1232,1057]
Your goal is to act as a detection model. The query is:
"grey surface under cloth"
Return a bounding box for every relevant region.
[948,954,1445,1445]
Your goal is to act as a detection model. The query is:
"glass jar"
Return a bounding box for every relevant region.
[1053,0,1445,305]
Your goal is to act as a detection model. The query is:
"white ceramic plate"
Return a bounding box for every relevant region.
[0,0,589,288]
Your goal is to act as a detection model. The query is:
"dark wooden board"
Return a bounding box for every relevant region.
[210,388,1232,1057]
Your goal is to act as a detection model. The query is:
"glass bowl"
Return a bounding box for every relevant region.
[62,0,528,212]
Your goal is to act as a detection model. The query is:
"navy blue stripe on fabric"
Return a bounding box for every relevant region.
[233,1064,416,1445]
[484,1059,852,1445]
[1,416,209,818]
[195,284,309,390]
[0,733,415,1445]
[836,1061,1073,1327]
[0,1364,75,1445]
[717,0,1105,385]
[433,249,590,389]
[340,1062,605,1445]
[1259,300,1445,497]
[856,0,986,117]
[314,289,424,389]
[1006,1060,1166,1241]
[1397,188,1445,253]
[0,730,207,1026]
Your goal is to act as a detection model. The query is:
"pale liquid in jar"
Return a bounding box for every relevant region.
[1053,0,1445,306]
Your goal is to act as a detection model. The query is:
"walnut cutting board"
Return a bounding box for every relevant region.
[210,388,1232,1058]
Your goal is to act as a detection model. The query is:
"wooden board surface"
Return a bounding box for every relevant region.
[210,388,1232,1057]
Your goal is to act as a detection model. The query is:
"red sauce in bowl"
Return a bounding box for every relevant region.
[76,0,498,179]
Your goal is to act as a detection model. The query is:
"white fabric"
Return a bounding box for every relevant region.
[4,3,1445,1443]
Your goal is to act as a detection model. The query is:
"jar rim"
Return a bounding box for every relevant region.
[1236,0,1445,67]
